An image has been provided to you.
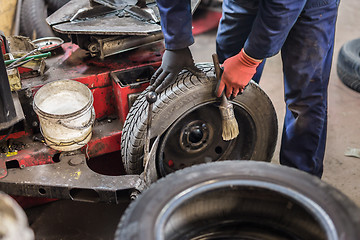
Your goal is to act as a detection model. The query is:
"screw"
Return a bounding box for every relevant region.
[130,190,140,200]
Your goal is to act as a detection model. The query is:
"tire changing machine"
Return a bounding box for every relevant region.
[0,0,200,206]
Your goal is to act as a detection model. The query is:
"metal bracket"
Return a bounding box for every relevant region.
[0,152,142,204]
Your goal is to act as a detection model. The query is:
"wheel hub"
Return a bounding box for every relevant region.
[180,121,210,153]
[157,101,252,177]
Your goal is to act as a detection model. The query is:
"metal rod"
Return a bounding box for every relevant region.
[5,52,51,66]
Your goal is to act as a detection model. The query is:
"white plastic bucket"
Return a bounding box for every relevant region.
[33,80,95,151]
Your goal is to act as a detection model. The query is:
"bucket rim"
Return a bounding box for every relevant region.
[33,80,94,119]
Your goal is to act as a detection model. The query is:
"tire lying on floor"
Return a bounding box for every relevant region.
[115,161,360,240]
[337,38,360,92]
[121,63,278,176]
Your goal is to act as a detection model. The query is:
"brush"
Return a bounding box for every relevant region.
[212,53,239,141]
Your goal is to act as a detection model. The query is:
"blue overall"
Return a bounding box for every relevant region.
[156,0,340,177]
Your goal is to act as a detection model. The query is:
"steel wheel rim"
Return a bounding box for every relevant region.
[156,100,257,177]
[154,180,335,240]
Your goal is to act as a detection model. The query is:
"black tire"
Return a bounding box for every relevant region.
[20,0,69,39]
[337,38,360,92]
[21,0,54,39]
[121,63,278,175]
[46,0,70,13]
[115,161,360,240]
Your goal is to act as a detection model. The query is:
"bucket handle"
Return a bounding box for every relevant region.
[57,108,95,130]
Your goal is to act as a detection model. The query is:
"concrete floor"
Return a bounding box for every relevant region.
[25,1,360,239]
[191,0,360,206]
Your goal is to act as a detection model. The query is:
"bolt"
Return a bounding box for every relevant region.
[66,153,85,166]
[130,190,140,200]
[33,136,42,142]
[68,157,83,166]
[20,164,25,169]
[107,118,112,123]
[32,121,38,127]
[88,43,99,53]
[202,124,207,130]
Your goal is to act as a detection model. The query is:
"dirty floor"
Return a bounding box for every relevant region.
[26,1,360,239]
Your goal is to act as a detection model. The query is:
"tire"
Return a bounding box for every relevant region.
[121,63,278,175]
[46,0,70,13]
[115,161,360,240]
[20,0,69,39]
[337,38,360,92]
[0,192,34,240]
[20,0,54,39]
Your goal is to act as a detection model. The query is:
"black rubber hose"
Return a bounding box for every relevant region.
[46,0,70,13]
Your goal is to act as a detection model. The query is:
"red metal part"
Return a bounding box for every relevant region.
[192,10,222,35]
[113,78,148,124]
[0,120,122,179]
[84,119,122,158]
[72,73,116,119]
[111,65,151,123]
[0,139,57,178]
[1,38,6,55]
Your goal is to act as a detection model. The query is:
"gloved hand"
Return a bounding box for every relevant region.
[149,47,204,93]
[216,48,262,98]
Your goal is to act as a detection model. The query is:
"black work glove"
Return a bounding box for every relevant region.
[149,47,205,93]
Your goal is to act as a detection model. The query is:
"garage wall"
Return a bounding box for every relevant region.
[0,0,18,36]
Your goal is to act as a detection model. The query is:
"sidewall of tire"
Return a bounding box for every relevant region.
[121,65,278,174]
[116,161,360,240]
[337,38,360,92]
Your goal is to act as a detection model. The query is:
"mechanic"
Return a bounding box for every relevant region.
[150,0,340,178]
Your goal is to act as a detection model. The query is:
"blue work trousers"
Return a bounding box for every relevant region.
[216,0,340,177]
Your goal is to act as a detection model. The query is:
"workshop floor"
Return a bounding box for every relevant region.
[26,1,360,239]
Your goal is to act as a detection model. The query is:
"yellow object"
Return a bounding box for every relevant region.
[0,0,18,36]
[6,151,18,157]
[4,53,22,91]
[6,68,21,91]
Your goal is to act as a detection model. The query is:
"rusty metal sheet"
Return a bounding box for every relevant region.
[46,0,91,26]
[0,155,142,203]
[52,14,161,35]
[47,0,200,35]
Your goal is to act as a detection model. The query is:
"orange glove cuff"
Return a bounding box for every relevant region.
[237,48,262,68]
